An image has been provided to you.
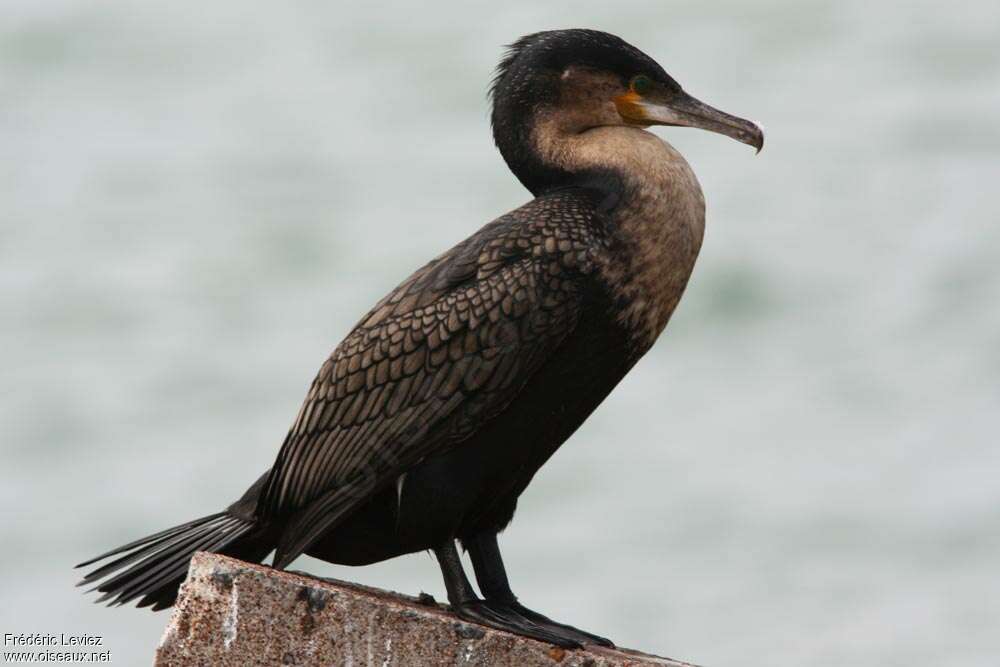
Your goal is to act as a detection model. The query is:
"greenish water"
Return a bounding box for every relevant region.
[2,1,999,665]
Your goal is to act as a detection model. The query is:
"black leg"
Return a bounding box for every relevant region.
[434,538,478,605]
[432,540,580,648]
[464,532,615,647]
[466,530,516,603]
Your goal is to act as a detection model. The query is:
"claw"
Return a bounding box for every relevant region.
[453,600,583,648]
[505,602,615,647]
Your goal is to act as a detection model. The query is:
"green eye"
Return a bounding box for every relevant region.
[631,75,653,94]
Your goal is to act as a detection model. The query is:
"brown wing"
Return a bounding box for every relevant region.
[260,191,607,567]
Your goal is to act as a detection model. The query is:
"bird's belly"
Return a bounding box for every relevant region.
[412,304,633,535]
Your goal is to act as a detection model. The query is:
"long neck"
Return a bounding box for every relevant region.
[492,107,575,196]
[527,117,708,353]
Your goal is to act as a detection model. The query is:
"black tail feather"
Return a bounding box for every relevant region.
[90,520,237,604]
[77,515,226,588]
[75,514,221,569]
[76,512,267,610]
[98,526,244,606]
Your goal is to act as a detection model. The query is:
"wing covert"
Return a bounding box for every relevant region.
[259,191,608,565]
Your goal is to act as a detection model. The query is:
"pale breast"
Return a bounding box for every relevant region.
[593,131,706,353]
[532,122,706,355]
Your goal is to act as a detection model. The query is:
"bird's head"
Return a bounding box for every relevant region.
[490,29,763,193]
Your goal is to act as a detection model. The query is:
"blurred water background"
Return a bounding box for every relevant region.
[2,1,999,665]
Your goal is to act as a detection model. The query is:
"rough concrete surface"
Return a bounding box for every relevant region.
[155,552,697,667]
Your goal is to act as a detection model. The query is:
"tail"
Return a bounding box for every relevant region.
[75,512,272,611]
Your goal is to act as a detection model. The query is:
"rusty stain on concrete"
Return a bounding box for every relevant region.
[155,552,699,667]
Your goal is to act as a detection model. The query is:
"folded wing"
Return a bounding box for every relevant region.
[259,191,607,567]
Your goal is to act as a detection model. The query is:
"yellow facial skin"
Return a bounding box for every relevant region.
[613,88,650,125]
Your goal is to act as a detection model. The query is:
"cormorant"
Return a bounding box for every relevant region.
[77,29,762,648]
